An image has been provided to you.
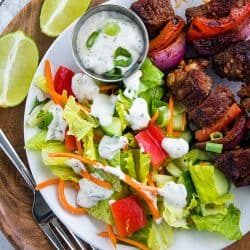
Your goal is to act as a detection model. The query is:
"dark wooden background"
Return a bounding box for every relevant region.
[0,0,248,249]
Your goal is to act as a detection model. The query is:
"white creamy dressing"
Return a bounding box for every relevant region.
[94,164,126,180]
[67,159,86,174]
[161,138,189,159]
[126,98,150,130]
[77,11,143,75]
[159,182,187,209]
[46,104,67,141]
[77,173,113,208]
[91,94,117,126]
[123,70,143,99]
[98,136,128,160]
[71,73,99,102]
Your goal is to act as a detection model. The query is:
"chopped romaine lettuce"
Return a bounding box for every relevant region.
[153,174,175,188]
[151,99,170,127]
[25,130,48,150]
[83,129,97,160]
[148,221,173,250]
[49,165,80,183]
[124,132,137,148]
[36,110,53,129]
[178,171,196,202]
[30,97,49,114]
[115,102,129,131]
[35,75,48,93]
[137,152,151,184]
[139,58,164,93]
[200,204,228,216]
[121,150,137,179]
[63,96,97,140]
[129,223,152,245]
[192,204,242,240]
[108,152,121,167]
[118,89,132,110]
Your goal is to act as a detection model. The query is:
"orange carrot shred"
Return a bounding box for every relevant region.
[107,225,117,248]
[172,131,182,137]
[36,178,60,190]
[167,94,174,136]
[147,172,155,187]
[58,180,86,215]
[76,139,83,155]
[80,170,112,189]
[98,232,149,250]
[195,103,242,142]
[100,85,119,91]
[44,60,67,106]
[151,110,159,123]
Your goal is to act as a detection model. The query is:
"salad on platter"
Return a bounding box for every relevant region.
[25,0,250,249]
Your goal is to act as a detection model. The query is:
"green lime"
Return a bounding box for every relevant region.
[103,22,121,36]
[40,0,91,37]
[0,31,39,107]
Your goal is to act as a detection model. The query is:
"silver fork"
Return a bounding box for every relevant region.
[0,129,92,250]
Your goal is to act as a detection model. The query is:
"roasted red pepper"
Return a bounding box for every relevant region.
[149,16,185,53]
[65,134,77,151]
[54,66,75,97]
[111,195,148,237]
[187,3,250,41]
[135,123,168,168]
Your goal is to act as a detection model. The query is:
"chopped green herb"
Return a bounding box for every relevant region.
[206,142,223,154]
[30,97,49,114]
[86,31,100,49]
[102,22,120,36]
[114,47,132,67]
[104,67,122,78]
[37,110,53,130]
[210,132,223,141]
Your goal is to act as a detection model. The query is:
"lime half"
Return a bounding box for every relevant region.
[0,31,39,107]
[40,0,91,37]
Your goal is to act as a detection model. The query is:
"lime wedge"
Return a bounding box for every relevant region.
[0,31,39,107]
[40,0,91,37]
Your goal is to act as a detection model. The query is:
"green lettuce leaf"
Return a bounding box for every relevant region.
[137,152,151,184]
[139,58,164,94]
[108,152,121,167]
[115,102,129,131]
[83,129,97,160]
[148,221,173,250]
[63,96,97,140]
[129,223,152,245]
[192,204,242,240]
[35,75,48,93]
[86,199,114,225]
[121,150,137,179]
[124,132,137,148]
[25,130,48,150]
[49,165,80,183]
[151,99,170,127]
[153,174,175,188]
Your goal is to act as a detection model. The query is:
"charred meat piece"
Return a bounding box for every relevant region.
[167,60,212,110]
[189,85,235,128]
[186,0,245,22]
[215,148,250,187]
[131,0,174,38]
[213,40,250,82]
[238,83,250,112]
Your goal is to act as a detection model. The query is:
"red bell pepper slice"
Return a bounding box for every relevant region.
[111,195,148,237]
[65,134,77,151]
[187,3,250,41]
[54,66,75,97]
[135,124,168,168]
[147,122,165,143]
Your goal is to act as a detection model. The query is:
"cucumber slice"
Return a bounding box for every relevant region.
[178,171,195,202]
[102,117,122,136]
[166,162,182,177]
[214,167,230,196]
[173,113,183,131]
[153,174,175,188]
[180,129,192,143]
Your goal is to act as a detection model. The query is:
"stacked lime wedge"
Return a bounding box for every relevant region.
[40,0,92,37]
[0,31,39,107]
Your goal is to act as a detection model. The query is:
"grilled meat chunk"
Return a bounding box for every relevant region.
[213,40,250,82]
[167,60,212,110]
[186,0,245,22]
[131,0,174,38]
[215,148,250,187]
[238,83,250,112]
[189,85,235,128]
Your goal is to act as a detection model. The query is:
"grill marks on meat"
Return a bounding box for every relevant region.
[167,60,212,110]
[186,0,245,22]
[238,83,250,112]
[213,40,250,82]
[189,85,235,128]
[131,0,174,38]
[215,148,250,187]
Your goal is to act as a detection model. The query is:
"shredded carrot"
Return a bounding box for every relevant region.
[36,178,60,190]
[181,112,187,131]
[49,152,98,165]
[147,172,155,187]
[49,152,160,219]
[172,131,182,137]
[44,60,67,106]
[151,110,159,123]
[195,103,242,142]
[167,94,174,136]
[98,232,149,250]
[76,139,83,155]
[80,170,112,189]
[77,102,90,113]
[58,180,86,215]
[100,85,119,91]
[107,225,117,248]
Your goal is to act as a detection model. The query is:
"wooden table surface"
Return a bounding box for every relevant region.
[0,0,249,249]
